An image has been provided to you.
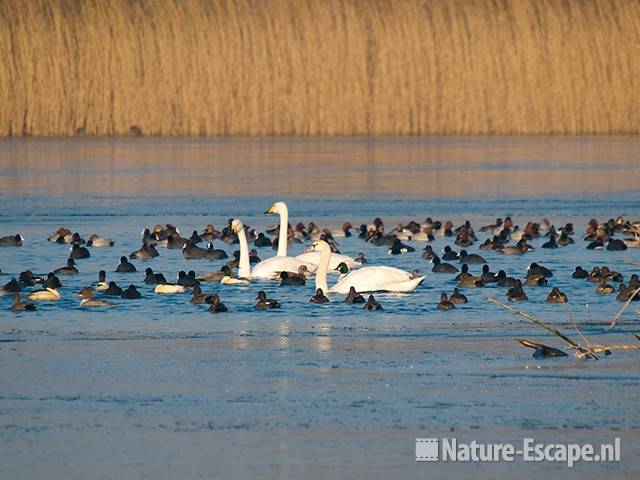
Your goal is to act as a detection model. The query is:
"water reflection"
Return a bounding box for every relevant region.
[314,323,333,353]
[0,136,638,198]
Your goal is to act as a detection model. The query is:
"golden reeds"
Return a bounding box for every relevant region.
[0,0,638,136]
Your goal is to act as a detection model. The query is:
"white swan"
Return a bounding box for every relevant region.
[295,250,360,271]
[309,240,426,294]
[249,202,315,279]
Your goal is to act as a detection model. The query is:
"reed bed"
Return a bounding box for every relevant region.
[0,0,638,136]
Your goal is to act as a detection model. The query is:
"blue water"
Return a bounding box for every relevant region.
[1,139,640,479]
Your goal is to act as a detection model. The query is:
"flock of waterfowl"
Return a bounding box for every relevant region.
[1,201,640,314]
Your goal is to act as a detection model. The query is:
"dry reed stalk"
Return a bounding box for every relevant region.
[0,0,638,136]
[488,296,640,360]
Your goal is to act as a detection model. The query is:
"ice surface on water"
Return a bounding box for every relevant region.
[0,138,639,479]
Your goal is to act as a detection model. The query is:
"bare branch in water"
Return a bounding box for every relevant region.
[609,286,640,329]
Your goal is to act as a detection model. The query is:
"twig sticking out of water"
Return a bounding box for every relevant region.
[487,297,640,360]
[609,286,640,329]
[487,297,600,359]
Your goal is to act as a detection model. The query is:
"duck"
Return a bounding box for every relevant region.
[442,246,459,261]
[208,295,228,313]
[617,284,640,302]
[164,235,188,250]
[421,245,436,261]
[527,262,553,278]
[248,249,261,264]
[121,285,141,299]
[586,238,604,250]
[48,227,72,243]
[309,240,426,294]
[246,203,314,279]
[458,250,486,265]
[458,276,485,289]
[431,256,458,273]
[607,239,627,251]
[253,232,272,248]
[190,285,214,304]
[189,230,203,244]
[78,289,115,307]
[310,288,330,304]
[506,281,528,301]
[449,288,468,304]
[595,278,615,294]
[388,238,415,255]
[557,231,574,246]
[220,266,251,285]
[363,295,383,310]
[201,224,220,241]
[177,271,200,288]
[153,276,188,294]
[0,234,24,246]
[129,244,159,259]
[0,278,21,295]
[524,275,548,286]
[68,232,86,245]
[9,294,37,312]
[255,290,281,309]
[454,264,474,282]
[69,243,90,259]
[115,256,137,273]
[541,235,558,249]
[497,271,519,287]
[354,252,367,264]
[332,222,353,238]
[103,281,123,296]
[27,288,61,301]
[497,240,527,255]
[196,267,227,283]
[182,242,208,260]
[144,268,163,284]
[54,259,79,275]
[479,265,497,283]
[205,242,228,260]
[18,270,41,287]
[43,273,62,289]
[278,271,306,286]
[344,286,366,304]
[220,219,240,244]
[572,266,589,279]
[140,228,158,246]
[86,234,114,247]
[91,270,108,290]
[546,287,568,303]
[480,218,502,233]
[437,293,455,310]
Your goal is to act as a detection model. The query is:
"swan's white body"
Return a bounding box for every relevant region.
[250,202,314,279]
[311,240,426,295]
[27,288,61,301]
[295,251,359,271]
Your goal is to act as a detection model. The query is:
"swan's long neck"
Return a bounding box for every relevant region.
[277,205,289,257]
[237,227,251,279]
[315,247,331,295]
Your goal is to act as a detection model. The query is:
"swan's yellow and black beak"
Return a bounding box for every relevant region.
[265,205,275,214]
[231,224,238,234]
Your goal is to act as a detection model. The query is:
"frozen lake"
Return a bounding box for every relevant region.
[1,137,639,478]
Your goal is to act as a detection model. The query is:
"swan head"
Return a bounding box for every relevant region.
[265,201,287,215]
[305,239,331,253]
[231,219,244,234]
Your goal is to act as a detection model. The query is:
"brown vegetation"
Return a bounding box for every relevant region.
[1,0,638,136]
